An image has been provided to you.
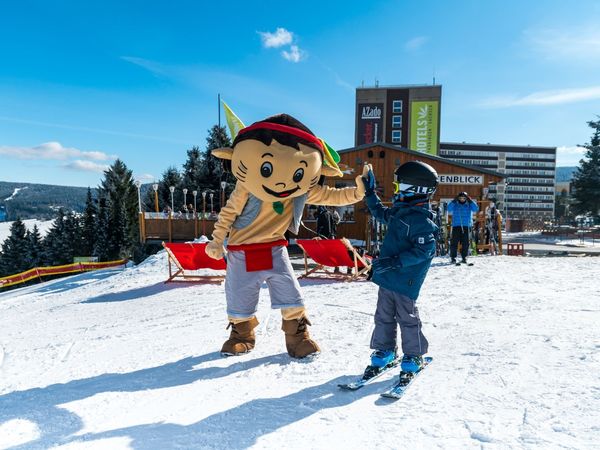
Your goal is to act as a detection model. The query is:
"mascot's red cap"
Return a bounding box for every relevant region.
[236,122,324,154]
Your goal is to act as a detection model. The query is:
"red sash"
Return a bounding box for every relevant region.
[227,240,288,272]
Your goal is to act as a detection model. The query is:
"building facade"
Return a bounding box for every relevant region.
[439,142,556,221]
[355,85,442,155]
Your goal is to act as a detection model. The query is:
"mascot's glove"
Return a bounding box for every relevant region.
[372,256,401,275]
[205,240,225,260]
[360,163,375,196]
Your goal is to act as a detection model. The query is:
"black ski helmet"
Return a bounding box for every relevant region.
[394,161,438,199]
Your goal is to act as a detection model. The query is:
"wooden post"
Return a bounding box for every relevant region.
[497,212,503,255]
[139,212,145,243]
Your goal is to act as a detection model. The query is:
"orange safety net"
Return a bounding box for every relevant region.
[0,260,127,289]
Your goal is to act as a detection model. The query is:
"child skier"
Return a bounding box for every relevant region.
[361,161,439,377]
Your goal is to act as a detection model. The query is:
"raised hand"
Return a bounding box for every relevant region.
[205,240,225,260]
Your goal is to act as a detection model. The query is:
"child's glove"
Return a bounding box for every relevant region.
[205,240,225,260]
[361,164,375,196]
[372,256,402,274]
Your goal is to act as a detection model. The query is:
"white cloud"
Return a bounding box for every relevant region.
[258,28,294,48]
[63,160,110,173]
[281,45,304,63]
[525,27,600,61]
[258,28,306,63]
[0,142,116,161]
[136,173,155,182]
[479,85,600,108]
[556,146,587,166]
[121,56,168,77]
[405,36,428,51]
[0,115,189,145]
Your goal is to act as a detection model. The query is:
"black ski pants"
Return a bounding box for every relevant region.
[450,226,471,260]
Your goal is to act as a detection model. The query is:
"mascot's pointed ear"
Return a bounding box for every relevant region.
[321,165,343,177]
[212,147,234,160]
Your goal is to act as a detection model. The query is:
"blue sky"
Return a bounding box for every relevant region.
[1,0,599,187]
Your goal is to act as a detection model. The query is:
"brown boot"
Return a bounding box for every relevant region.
[220,317,259,356]
[281,317,320,358]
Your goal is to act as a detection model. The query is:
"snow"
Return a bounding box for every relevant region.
[505,231,599,248]
[4,187,28,202]
[0,252,599,449]
[0,219,53,243]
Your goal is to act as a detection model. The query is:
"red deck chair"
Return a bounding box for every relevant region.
[296,238,372,281]
[162,242,227,283]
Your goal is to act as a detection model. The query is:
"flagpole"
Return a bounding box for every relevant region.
[218,93,221,128]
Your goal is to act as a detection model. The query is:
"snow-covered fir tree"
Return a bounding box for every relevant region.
[94,197,111,262]
[157,166,183,213]
[81,188,97,257]
[42,209,71,266]
[26,224,44,268]
[571,118,600,219]
[0,219,29,276]
[99,159,139,259]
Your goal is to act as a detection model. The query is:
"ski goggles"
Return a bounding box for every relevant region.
[392,181,436,196]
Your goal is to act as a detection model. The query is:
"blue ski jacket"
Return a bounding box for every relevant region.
[365,193,438,300]
[447,199,479,227]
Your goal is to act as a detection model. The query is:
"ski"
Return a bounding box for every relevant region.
[338,358,400,390]
[380,356,433,399]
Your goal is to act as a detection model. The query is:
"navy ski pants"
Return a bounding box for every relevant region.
[370,287,428,356]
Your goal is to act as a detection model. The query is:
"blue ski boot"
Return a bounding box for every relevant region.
[400,355,424,373]
[371,349,397,368]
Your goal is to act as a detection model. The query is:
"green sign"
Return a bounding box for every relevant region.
[409,100,439,155]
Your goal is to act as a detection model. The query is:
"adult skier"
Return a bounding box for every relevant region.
[447,191,479,264]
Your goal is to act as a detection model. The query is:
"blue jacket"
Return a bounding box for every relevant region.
[447,199,479,227]
[366,193,438,300]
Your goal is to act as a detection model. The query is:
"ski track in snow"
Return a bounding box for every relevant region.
[0,252,599,449]
[4,187,27,202]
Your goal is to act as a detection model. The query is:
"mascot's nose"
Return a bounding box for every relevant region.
[275,182,287,188]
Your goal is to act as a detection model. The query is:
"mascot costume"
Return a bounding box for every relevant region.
[206,113,368,358]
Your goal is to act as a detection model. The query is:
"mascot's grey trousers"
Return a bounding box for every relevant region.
[370,286,429,356]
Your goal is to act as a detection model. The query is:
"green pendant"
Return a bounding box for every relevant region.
[273,201,284,215]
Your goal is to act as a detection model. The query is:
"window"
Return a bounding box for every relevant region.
[392,115,402,128]
[392,130,401,143]
[392,100,403,113]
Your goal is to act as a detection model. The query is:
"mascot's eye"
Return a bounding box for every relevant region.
[293,168,304,183]
[260,162,273,178]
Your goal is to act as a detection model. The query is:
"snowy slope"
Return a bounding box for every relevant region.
[0,253,599,449]
[0,220,53,243]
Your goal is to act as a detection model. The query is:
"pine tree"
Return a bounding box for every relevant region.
[182,146,204,190]
[94,197,111,261]
[63,211,82,260]
[203,125,233,209]
[157,166,183,214]
[99,159,139,259]
[203,125,231,192]
[571,118,600,219]
[81,188,97,256]
[0,219,29,275]
[26,224,43,268]
[42,209,71,265]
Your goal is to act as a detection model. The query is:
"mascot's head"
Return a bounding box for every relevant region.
[213,114,342,203]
